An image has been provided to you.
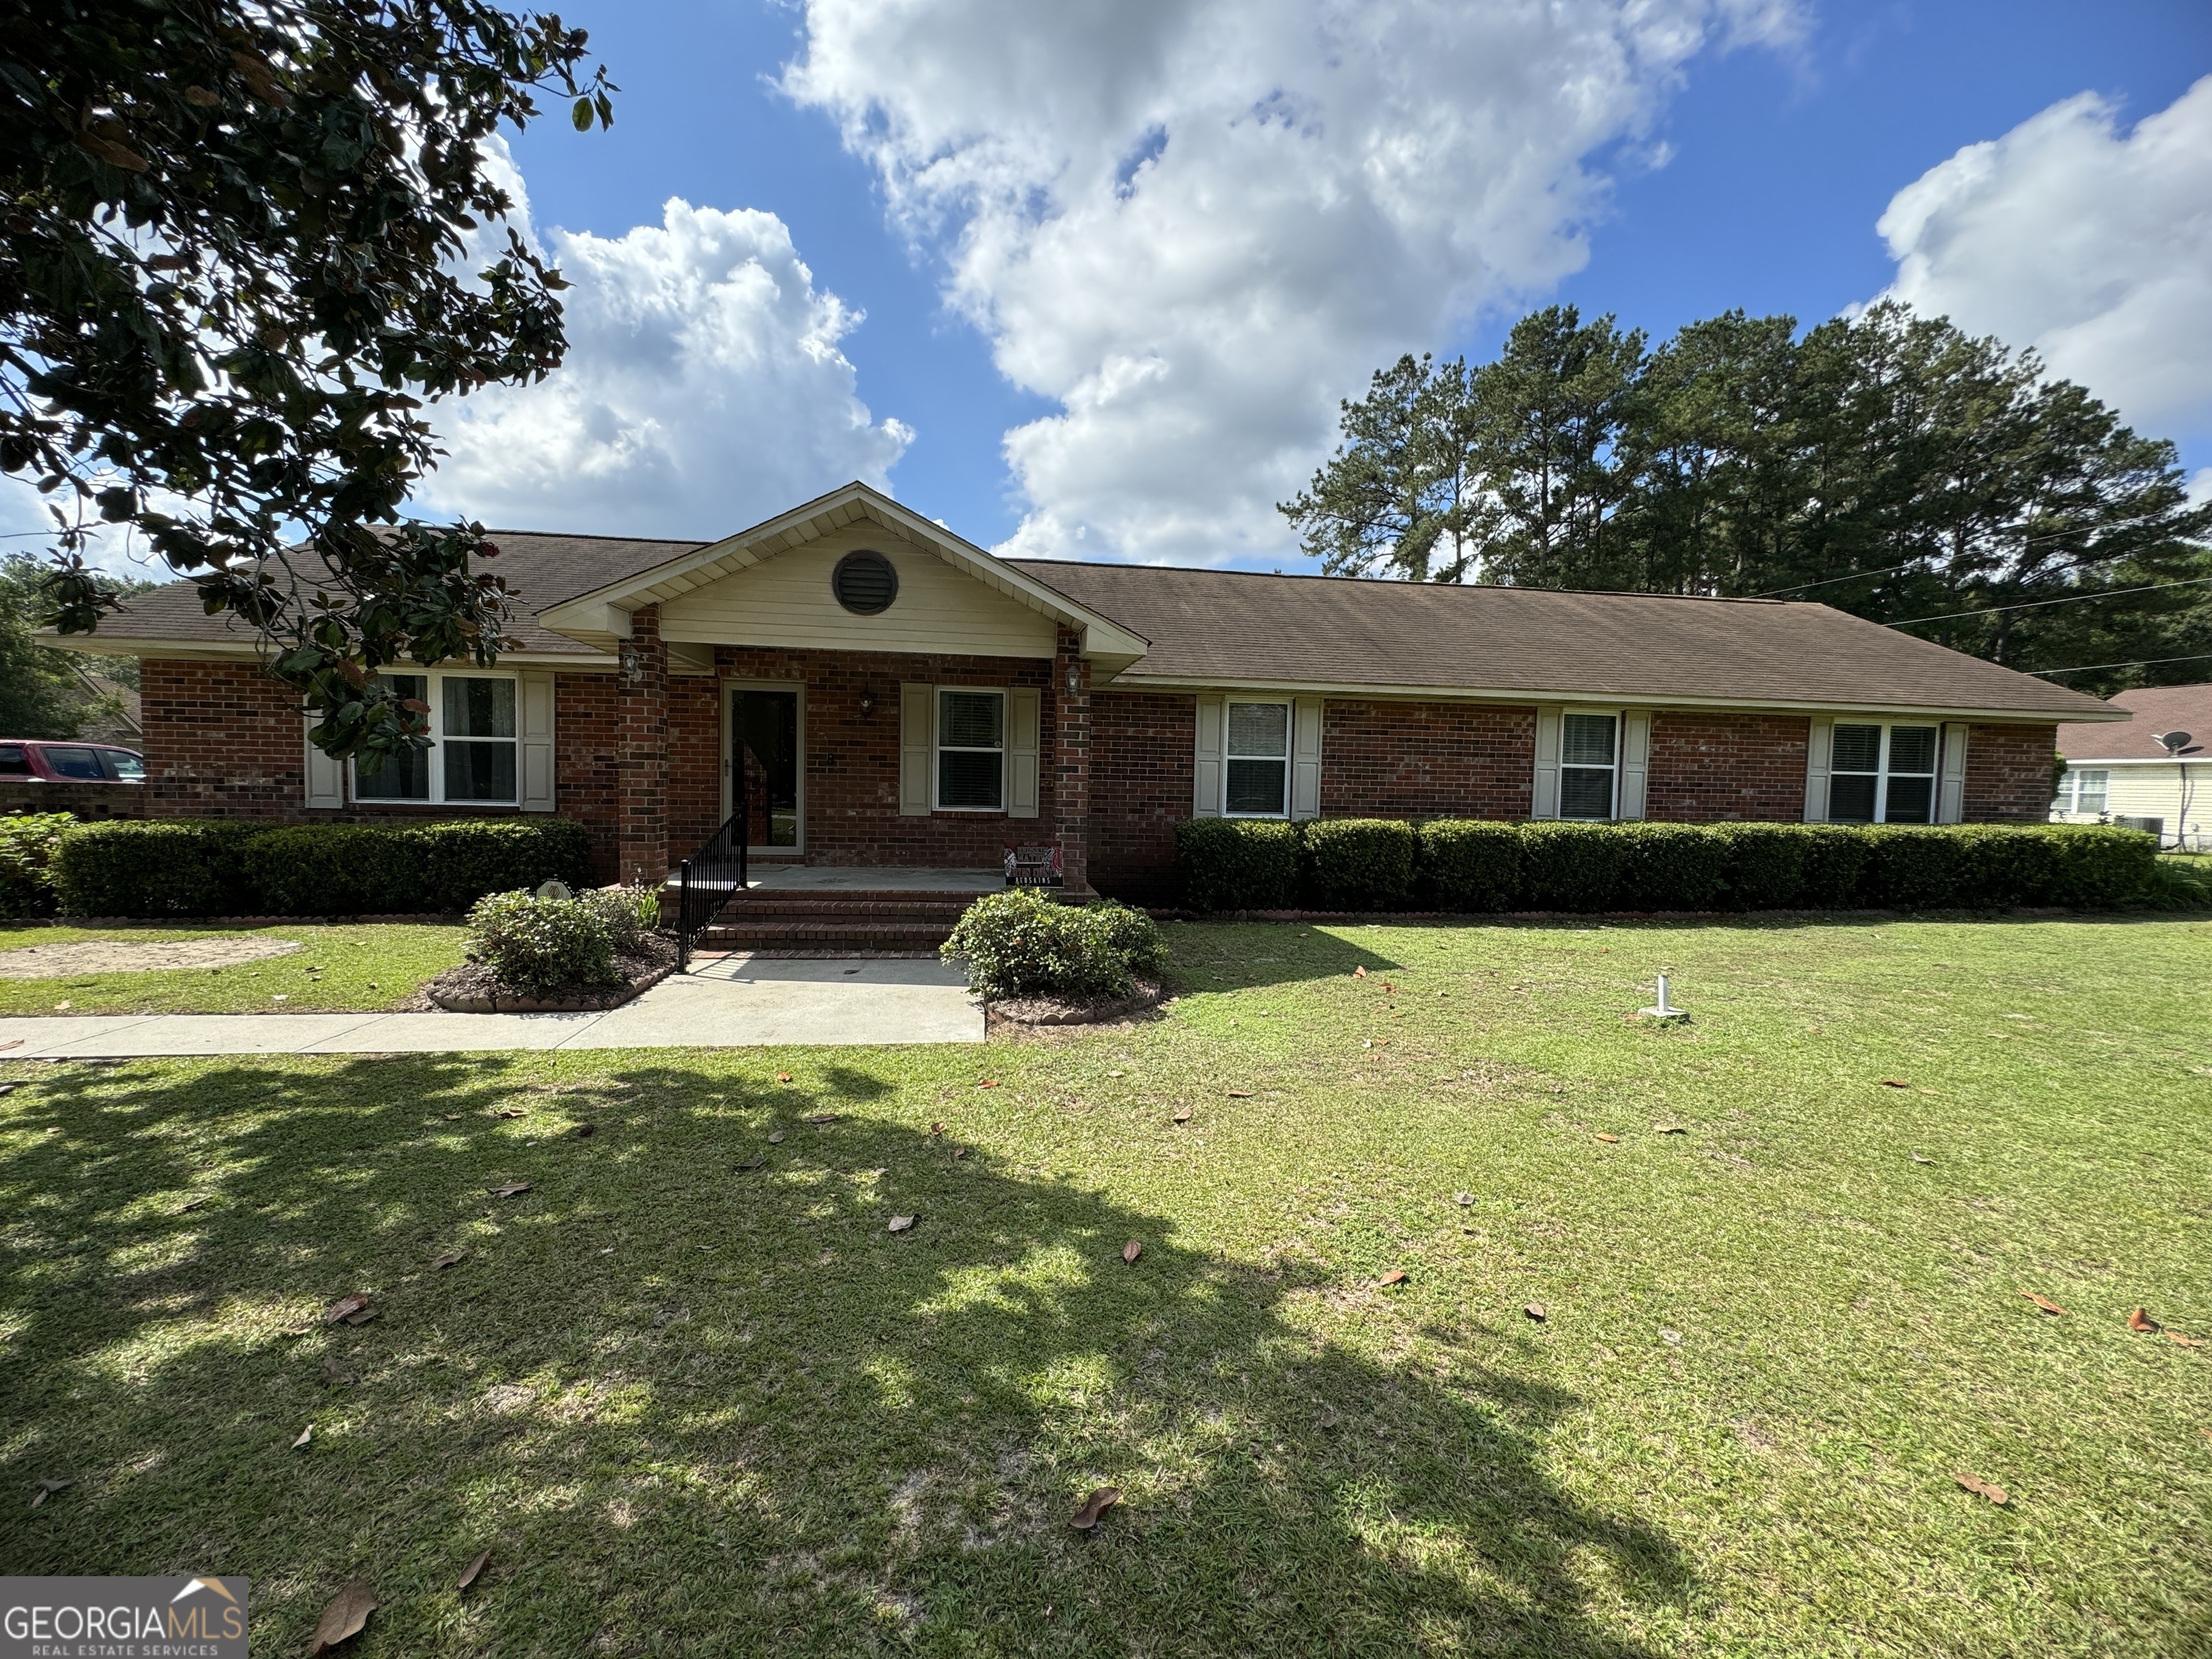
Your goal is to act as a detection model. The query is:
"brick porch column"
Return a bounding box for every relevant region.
[616,603,668,887]
[1053,626,1092,894]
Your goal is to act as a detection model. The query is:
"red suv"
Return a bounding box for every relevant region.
[0,739,145,783]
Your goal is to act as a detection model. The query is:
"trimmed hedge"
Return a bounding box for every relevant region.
[1174,817,2161,914]
[0,812,76,919]
[50,817,595,917]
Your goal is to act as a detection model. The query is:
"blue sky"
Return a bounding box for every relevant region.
[15,0,2209,574]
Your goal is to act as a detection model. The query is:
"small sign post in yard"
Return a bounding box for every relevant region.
[1639,974,1690,1022]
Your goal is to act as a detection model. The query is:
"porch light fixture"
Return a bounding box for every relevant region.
[832,549,899,616]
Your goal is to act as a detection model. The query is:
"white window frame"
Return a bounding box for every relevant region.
[1223,698,1292,818]
[933,686,1007,813]
[2053,768,2109,817]
[350,669,521,807]
[1827,720,1941,824]
[1558,709,1620,822]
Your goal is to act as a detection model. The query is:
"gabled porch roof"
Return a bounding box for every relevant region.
[534,480,1151,675]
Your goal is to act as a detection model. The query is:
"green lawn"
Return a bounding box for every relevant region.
[1,916,2206,1655]
[0,921,467,1015]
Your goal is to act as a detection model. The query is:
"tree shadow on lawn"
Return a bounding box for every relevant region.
[0,1056,1684,1656]
[1166,924,1406,994]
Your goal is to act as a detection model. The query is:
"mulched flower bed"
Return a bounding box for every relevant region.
[419,934,680,1014]
[987,978,1164,1028]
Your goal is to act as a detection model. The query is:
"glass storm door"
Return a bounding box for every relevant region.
[733,689,800,850]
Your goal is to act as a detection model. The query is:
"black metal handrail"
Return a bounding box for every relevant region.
[675,809,747,971]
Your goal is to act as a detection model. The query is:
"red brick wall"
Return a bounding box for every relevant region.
[1320,701,1537,820]
[554,673,621,879]
[1089,690,1196,903]
[1964,723,2057,822]
[699,645,1058,868]
[1646,711,1811,822]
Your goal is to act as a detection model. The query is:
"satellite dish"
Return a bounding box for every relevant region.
[2154,730,2193,754]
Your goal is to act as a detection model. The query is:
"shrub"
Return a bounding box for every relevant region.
[1614,822,1730,911]
[2015,823,2158,907]
[1301,818,1416,909]
[50,819,262,917]
[1795,825,1872,908]
[1174,818,1300,911]
[1710,823,1809,910]
[47,814,596,917]
[464,890,620,993]
[578,882,662,953]
[1416,819,1521,912]
[0,812,75,919]
[1861,826,1972,909]
[941,889,1166,1000]
[1519,822,1629,912]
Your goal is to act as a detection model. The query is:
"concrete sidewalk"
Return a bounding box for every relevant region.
[0,957,983,1057]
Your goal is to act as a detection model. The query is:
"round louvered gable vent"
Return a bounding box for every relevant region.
[832,549,899,616]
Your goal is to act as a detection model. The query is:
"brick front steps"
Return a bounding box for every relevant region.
[691,891,976,954]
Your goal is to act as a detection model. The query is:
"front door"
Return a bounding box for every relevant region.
[731,686,801,853]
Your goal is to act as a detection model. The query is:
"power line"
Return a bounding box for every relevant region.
[2028,652,2212,678]
[1882,574,2212,629]
[1750,532,2182,598]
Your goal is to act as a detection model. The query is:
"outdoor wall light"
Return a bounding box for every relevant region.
[1066,664,1081,693]
[859,694,876,715]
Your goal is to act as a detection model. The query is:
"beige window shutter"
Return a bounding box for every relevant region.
[302,714,343,809]
[1192,694,1225,818]
[1804,716,1834,823]
[519,669,557,813]
[1290,696,1323,820]
[1007,686,1040,818]
[1617,709,1652,820]
[1532,707,1563,819]
[899,683,934,816]
[1937,722,1969,823]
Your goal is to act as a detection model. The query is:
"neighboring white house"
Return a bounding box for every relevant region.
[2054,683,2211,850]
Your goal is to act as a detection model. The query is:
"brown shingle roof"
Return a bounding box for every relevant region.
[81,531,705,659]
[1009,560,2111,719]
[2057,683,2212,760]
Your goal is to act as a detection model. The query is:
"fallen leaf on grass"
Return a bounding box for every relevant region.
[953,1146,971,1160]
[1953,1473,2008,1506]
[1524,1304,1547,1322]
[1879,1080,1910,1089]
[929,1121,944,1137]
[1381,981,1395,994]
[1123,1239,1143,1264]
[1377,1269,1408,1287]
[2169,1331,2205,1349]
[1910,1154,1934,1164]
[431,1251,466,1270]
[776,1072,793,1082]
[1352,966,1366,979]
[495,1108,526,1119]
[1454,1192,1473,1207]
[573,1123,595,1138]
[734,1157,765,1172]
[1107,1069,1125,1078]
[29,1478,72,1508]
[2023,1292,2067,1316]
[803,1112,840,1125]
[1226,1089,1254,1098]
[1655,1125,1686,1136]
[323,1293,374,1326]
[1070,1486,1122,1529]
[292,1424,313,1450]
[887,1215,917,1233]
[489,1182,532,1200]
[442,1113,463,1121]
[767,1130,786,1145]
[977,1079,1000,1089]
[457,1549,492,1591]
[179,1197,207,1214]
[1595,1133,1620,1144]
[307,1579,377,1655]
[1173,1107,1192,1124]
[2130,1308,2162,1334]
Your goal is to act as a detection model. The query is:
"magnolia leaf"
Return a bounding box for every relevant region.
[1655,1125,1686,1135]
[1879,1080,1910,1089]
[1070,1485,1122,1529]
[1377,1269,1408,1287]
[1953,1473,2009,1506]
[776,1073,793,1083]
[1455,1192,1474,1207]
[803,1112,840,1125]
[292,1424,313,1450]
[574,1123,596,1138]
[1352,966,1367,979]
[767,1131,786,1145]
[2022,1292,2066,1316]
[432,1251,466,1270]
[490,1182,531,1199]
[734,1157,765,1172]
[929,1121,945,1137]
[1173,1107,1192,1124]
[1524,1304,1547,1322]
[307,1579,377,1654]
[29,1478,73,1509]
[978,1079,1000,1089]
[888,1215,917,1233]
[1123,1239,1143,1264]
[322,1293,372,1326]
[1226,1089,1254,1098]
[1596,1133,1620,1144]
[953,1146,971,1160]
[495,1108,526,1119]
[2129,1308,2162,1333]
[457,1548,492,1591]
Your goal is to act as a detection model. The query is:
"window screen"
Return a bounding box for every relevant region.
[1559,713,1617,820]
[1829,721,1938,824]
[1225,701,1290,816]
[1828,724,1881,822]
[938,689,1004,809]
[1883,725,1938,824]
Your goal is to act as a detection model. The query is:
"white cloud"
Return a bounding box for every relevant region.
[783,0,1803,562]
[1877,76,2212,441]
[416,143,910,539]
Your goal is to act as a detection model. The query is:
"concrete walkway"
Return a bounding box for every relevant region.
[0,958,983,1057]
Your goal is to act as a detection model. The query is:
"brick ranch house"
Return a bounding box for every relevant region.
[46,480,2118,904]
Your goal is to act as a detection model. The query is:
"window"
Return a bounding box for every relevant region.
[936,688,1004,810]
[1830,722,1938,823]
[42,746,104,781]
[99,749,144,781]
[1560,712,1618,820]
[0,746,29,777]
[2054,768,2109,815]
[354,671,518,805]
[1225,701,1290,816]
